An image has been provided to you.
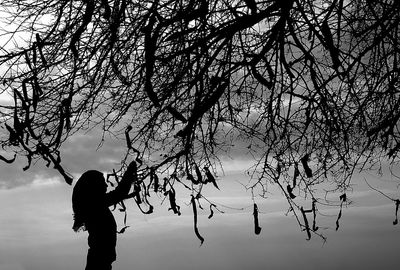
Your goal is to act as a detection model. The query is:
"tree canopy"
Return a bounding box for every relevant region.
[1,0,400,241]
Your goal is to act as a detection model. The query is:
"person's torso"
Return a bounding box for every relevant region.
[86,207,117,251]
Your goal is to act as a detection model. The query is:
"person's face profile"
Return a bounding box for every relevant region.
[98,175,107,194]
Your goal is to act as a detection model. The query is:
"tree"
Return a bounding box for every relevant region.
[0,0,399,241]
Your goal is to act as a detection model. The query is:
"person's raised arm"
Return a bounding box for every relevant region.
[105,161,137,207]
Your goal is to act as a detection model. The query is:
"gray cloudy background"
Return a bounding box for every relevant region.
[0,1,399,269]
[1,128,400,270]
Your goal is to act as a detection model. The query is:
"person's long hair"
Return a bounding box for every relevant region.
[72,170,105,232]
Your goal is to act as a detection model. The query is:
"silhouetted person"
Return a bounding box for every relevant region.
[72,161,137,270]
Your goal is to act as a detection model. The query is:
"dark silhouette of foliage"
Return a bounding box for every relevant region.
[253,203,262,235]
[1,0,400,241]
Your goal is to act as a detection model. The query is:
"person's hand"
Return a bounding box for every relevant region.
[125,161,138,183]
[126,160,137,173]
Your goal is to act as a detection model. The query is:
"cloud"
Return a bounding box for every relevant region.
[60,131,126,174]
[0,127,128,188]
[0,124,262,189]
[0,154,57,189]
[0,90,13,105]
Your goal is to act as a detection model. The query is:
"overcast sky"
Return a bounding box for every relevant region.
[0,96,398,269]
[1,131,400,270]
[0,113,398,269]
[1,2,399,269]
